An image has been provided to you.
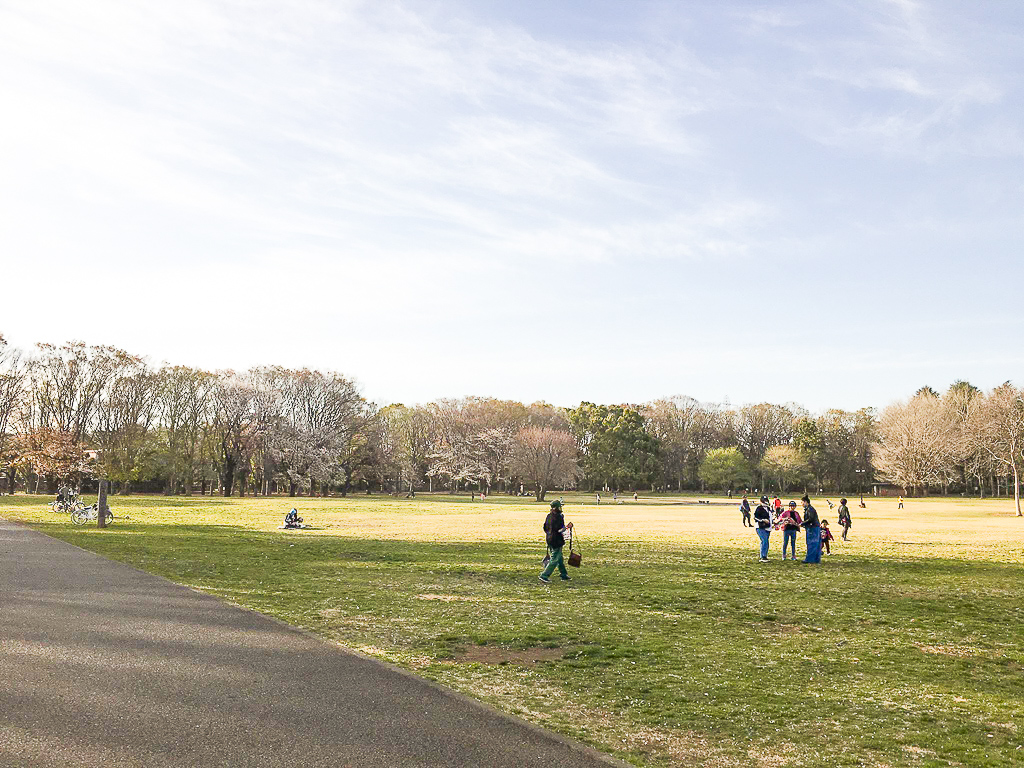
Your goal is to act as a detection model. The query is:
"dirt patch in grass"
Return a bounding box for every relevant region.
[454,645,564,665]
[917,644,979,658]
[416,593,481,602]
[755,622,803,635]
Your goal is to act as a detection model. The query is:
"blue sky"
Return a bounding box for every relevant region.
[2,0,1022,411]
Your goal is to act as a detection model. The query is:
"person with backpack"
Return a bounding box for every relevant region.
[753,496,773,561]
[837,498,852,541]
[739,495,752,527]
[539,500,573,584]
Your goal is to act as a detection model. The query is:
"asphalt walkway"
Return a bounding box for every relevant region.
[0,518,625,768]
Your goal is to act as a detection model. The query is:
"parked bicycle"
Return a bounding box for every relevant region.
[51,486,86,516]
[70,503,118,526]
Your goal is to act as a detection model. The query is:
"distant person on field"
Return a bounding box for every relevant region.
[539,500,573,584]
[801,496,822,563]
[820,520,835,554]
[898,495,904,509]
[740,495,752,527]
[837,498,852,541]
[596,493,601,505]
[754,496,773,561]
[778,500,802,560]
[633,491,638,501]
[284,508,303,529]
[773,496,782,519]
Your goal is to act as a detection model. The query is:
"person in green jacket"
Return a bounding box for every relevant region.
[539,500,573,583]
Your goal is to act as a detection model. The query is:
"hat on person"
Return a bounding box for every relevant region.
[760,496,769,503]
[788,500,797,507]
[550,499,562,509]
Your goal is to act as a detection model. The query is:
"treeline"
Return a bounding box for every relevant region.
[0,337,1021,513]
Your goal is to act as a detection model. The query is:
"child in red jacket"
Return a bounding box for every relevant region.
[820,520,835,554]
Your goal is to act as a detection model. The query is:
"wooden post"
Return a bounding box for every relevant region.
[97,480,109,528]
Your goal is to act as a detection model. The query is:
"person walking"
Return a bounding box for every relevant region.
[539,500,573,583]
[740,495,752,527]
[898,495,904,509]
[754,496,773,561]
[779,500,802,560]
[801,495,822,564]
[837,498,852,541]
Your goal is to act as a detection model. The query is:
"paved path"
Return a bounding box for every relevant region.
[0,518,625,768]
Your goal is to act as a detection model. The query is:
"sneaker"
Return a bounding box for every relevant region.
[758,557,768,562]
[560,576,571,581]
[538,575,551,584]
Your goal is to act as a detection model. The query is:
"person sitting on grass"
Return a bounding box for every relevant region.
[539,500,573,584]
[820,519,835,555]
[284,508,303,529]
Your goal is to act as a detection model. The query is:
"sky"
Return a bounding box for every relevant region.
[2,0,1023,412]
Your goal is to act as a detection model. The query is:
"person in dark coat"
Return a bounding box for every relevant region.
[801,495,822,563]
[539,500,573,583]
[837,498,852,541]
[740,495,752,527]
[753,496,773,561]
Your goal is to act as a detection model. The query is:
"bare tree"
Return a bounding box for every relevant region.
[211,373,256,497]
[645,397,700,491]
[158,366,216,495]
[759,444,811,493]
[975,383,1024,516]
[427,398,490,490]
[0,336,27,493]
[735,403,796,487]
[512,426,580,501]
[943,381,987,497]
[872,394,954,495]
[95,351,160,494]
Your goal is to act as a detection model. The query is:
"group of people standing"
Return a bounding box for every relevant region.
[741,494,852,563]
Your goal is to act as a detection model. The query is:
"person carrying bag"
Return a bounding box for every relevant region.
[539,500,574,583]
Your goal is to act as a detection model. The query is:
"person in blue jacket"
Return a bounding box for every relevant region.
[800,495,822,563]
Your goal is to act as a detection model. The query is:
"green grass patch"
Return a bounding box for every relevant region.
[4,494,1022,767]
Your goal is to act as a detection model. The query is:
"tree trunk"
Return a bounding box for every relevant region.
[1012,461,1022,516]
[535,486,546,501]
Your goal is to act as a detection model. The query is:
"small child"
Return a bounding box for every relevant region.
[820,519,835,554]
[284,508,303,529]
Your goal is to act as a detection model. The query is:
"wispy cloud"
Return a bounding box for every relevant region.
[1,0,1022,409]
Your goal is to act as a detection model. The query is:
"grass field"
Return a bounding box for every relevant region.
[4,492,1022,767]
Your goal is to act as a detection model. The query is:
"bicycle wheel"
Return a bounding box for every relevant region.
[70,509,89,526]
